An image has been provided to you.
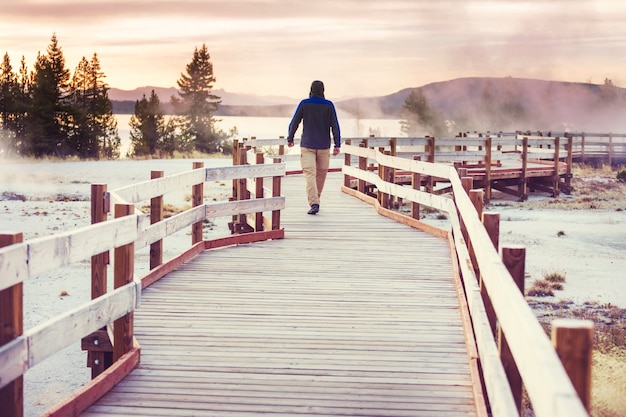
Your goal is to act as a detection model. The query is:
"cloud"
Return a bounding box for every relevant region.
[2,1,626,96]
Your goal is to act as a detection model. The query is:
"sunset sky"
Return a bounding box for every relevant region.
[1,0,626,100]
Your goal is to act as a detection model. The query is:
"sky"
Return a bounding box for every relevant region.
[1,0,626,100]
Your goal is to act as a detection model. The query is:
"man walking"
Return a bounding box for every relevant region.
[287,80,341,215]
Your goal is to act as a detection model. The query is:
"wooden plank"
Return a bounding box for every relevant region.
[0,216,137,291]
[81,174,479,417]
[26,282,139,368]
[112,168,206,204]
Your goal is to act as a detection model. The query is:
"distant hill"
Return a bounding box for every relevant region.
[109,86,299,115]
[336,77,626,132]
[109,78,626,132]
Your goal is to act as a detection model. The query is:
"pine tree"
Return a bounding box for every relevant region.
[400,88,445,136]
[68,53,120,158]
[25,33,71,156]
[173,44,221,153]
[0,53,18,154]
[129,90,166,157]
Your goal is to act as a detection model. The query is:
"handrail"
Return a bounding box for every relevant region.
[0,161,286,416]
[340,142,590,417]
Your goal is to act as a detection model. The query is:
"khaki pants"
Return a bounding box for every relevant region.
[300,147,330,206]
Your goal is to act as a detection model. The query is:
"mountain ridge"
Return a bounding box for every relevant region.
[109,77,626,131]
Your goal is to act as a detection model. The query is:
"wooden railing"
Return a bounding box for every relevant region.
[518,131,626,165]
[340,140,592,417]
[0,160,285,417]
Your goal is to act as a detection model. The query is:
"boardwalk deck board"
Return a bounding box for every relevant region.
[81,173,479,417]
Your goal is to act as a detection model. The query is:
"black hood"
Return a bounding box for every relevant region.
[309,80,325,98]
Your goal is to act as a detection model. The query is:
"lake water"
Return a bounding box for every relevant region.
[115,114,404,157]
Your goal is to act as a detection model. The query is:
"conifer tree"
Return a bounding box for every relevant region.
[68,53,120,158]
[0,53,18,154]
[172,44,221,153]
[400,88,445,136]
[129,90,166,157]
[25,33,71,156]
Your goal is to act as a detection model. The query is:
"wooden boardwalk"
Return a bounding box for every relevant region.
[81,173,479,417]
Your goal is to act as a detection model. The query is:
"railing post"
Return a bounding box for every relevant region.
[0,232,24,417]
[358,141,367,194]
[500,245,526,414]
[553,137,560,197]
[608,133,613,166]
[238,145,249,231]
[426,136,435,193]
[343,139,352,187]
[411,155,421,220]
[483,212,500,250]
[272,157,282,230]
[566,136,574,190]
[88,183,113,378]
[255,152,264,232]
[580,132,586,163]
[552,319,594,411]
[192,162,204,244]
[390,138,397,208]
[114,204,135,361]
[150,171,164,269]
[231,140,240,229]
[485,136,492,202]
[520,136,528,200]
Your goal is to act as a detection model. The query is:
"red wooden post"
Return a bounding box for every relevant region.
[552,319,594,411]
[552,137,560,197]
[255,152,264,232]
[272,157,282,230]
[485,136,492,201]
[343,139,352,187]
[114,204,135,361]
[483,212,500,250]
[358,142,367,194]
[150,171,164,269]
[520,136,528,199]
[411,155,421,220]
[500,245,526,413]
[89,184,112,377]
[0,232,24,417]
[192,162,204,244]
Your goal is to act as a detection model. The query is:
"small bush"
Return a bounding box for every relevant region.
[527,279,554,297]
[617,170,626,183]
[544,271,566,283]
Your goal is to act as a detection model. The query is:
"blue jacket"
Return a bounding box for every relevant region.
[287,95,341,149]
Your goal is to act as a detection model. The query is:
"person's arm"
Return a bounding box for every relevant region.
[287,102,304,146]
[330,103,341,153]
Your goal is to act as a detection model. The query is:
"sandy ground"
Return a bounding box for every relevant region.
[1,158,624,416]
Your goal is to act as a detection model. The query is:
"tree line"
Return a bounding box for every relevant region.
[0,34,230,159]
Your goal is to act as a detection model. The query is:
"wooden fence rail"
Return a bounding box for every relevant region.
[0,161,285,417]
[340,142,591,417]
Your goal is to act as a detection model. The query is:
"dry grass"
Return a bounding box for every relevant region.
[527,271,566,297]
[521,163,626,211]
[525,299,626,417]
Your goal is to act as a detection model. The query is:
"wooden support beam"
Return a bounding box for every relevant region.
[500,245,526,413]
[113,204,135,362]
[255,152,264,232]
[552,319,594,411]
[89,184,112,378]
[411,155,421,220]
[272,157,282,230]
[192,162,204,244]
[150,171,164,270]
[0,232,24,417]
